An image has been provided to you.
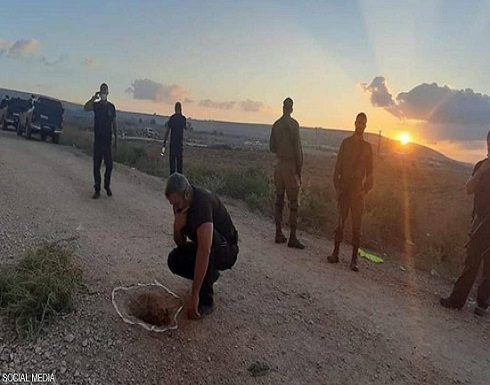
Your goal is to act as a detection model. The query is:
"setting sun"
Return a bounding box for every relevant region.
[400,133,412,146]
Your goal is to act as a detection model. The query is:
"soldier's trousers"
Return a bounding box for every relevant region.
[449,219,490,309]
[93,140,113,192]
[274,160,300,229]
[334,195,364,249]
[169,146,183,174]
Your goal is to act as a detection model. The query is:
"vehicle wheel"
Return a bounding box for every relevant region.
[52,134,60,144]
[40,132,47,141]
[25,122,32,139]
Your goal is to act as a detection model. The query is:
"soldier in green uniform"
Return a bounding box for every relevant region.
[269,98,305,249]
[327,113,373,271]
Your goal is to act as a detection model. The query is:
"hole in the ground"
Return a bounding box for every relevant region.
[127,291,173,327]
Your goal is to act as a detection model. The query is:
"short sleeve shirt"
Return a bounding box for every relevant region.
[93,101,116,141]
[166,113,186,148]
[184,186,238,245]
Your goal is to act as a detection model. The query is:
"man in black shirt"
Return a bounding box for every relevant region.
[163,102,186,174]
[0,95,9,125]
[0,95,9,109]
[84,83,118,199]
[165,173,239,319]
[441,130,490,316]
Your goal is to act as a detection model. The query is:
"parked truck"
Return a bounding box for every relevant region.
[1,97,31,132]
[18,96,64,143]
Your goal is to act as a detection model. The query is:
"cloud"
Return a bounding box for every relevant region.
[126,79,191,104]
[4,39,40,58]
[361,77,396,110]
[126,78,268,113]
[238,99,268,112]
[362,77,490,140]
[199,98,269,113]
[81,57,99,69]
[0,39,9,55]
[396,84,490,125]
[41,53,68,67]
[199,99,236,110]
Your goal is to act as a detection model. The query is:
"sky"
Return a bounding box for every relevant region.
[2,0,490,162]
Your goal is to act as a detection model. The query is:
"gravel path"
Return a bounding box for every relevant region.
[0,130,489,385]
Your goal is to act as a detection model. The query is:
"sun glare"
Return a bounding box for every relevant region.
[400,133,411,146]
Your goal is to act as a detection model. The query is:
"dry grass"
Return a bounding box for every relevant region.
[0,242,82,340]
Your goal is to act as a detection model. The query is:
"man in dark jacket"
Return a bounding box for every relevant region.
[441,130,490,316]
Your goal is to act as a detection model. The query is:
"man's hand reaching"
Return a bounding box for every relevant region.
[187,296,200,320]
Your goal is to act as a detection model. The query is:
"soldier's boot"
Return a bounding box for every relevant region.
[287,209,305,249]
[288,227,305,249]
[275,195,287,244]
[350,246,359,272]
[474,306,487,317]
[327,243,340,263]
[439,297,463,310]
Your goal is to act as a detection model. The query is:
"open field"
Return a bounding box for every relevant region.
[60,121,475,278]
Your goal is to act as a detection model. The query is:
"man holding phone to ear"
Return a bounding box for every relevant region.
[84,83,118,199]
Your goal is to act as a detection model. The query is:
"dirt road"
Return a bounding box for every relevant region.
[0,130,489,385]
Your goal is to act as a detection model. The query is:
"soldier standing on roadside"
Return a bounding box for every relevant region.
[84,83,118,199]
[327,112,373,272]
[269,97,305,249]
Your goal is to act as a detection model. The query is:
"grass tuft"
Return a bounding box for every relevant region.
[0,242,82,340]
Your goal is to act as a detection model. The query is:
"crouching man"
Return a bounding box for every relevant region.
[165,173,239,319]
